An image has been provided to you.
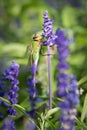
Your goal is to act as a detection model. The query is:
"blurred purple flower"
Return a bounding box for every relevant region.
[27,63,38,117]
[3,61,19,116]
[27,62,42,117]
[56,29,79,130]
[27,63,37,104]
[2,117,16,130]
[26,121,35,130]
[42,10,56,46]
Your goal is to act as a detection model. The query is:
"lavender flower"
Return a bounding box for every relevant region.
[42,10,56,46]
[56,29,70,98]
[2,118,16,130]
[27,64,42,117]
[56,29,79,130]
[26,122,35,130]
[27,63,38,117]
[58,75,79,130]
[3,61,19,116]
[42,10,56,109]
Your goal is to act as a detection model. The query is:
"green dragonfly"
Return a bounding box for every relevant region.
[26,33,42,68]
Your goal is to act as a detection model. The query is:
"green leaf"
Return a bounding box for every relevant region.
[81,94,87,121]
[46,119,56,129]
[78,76,87,86]
[0,97,28,120]
[55,97,64,102]
[0,97,11,105]
[14,104,40,130]
[76,117,87,129]
[0,97,26,114]
[20,97,30,109]
[14,104,29,120]
[46,107,60,119]
[14,104,26,112]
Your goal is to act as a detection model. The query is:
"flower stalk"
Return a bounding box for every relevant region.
[56,28,79,130]
[42,10,56,109]
[2,61,19,130]
[47,46,52,109]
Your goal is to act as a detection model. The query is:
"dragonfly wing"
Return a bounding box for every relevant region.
[27,52,33,67]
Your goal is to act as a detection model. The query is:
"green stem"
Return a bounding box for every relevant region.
[47,46,52,109]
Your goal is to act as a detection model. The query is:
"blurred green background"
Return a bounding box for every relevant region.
[0,0,87,129]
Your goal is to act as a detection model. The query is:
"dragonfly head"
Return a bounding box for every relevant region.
[33,33,42,41]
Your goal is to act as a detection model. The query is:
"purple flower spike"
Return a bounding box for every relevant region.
[26,121,35,130]
[29,63,37,77]
[7,106,18,116]
[3,61,19,116]
[27,63,38,116]
[42,10,56,46]
[55,28,70,46]
[27,62,42,116]
[56,29,79,130]
[2,118,16,130]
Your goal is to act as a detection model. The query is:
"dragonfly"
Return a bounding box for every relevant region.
[25,32,55,71]
[26,33,42,69]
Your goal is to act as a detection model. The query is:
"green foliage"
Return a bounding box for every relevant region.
[45,107,59,119]
[0,97,11,105]
[81,94,87,122]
